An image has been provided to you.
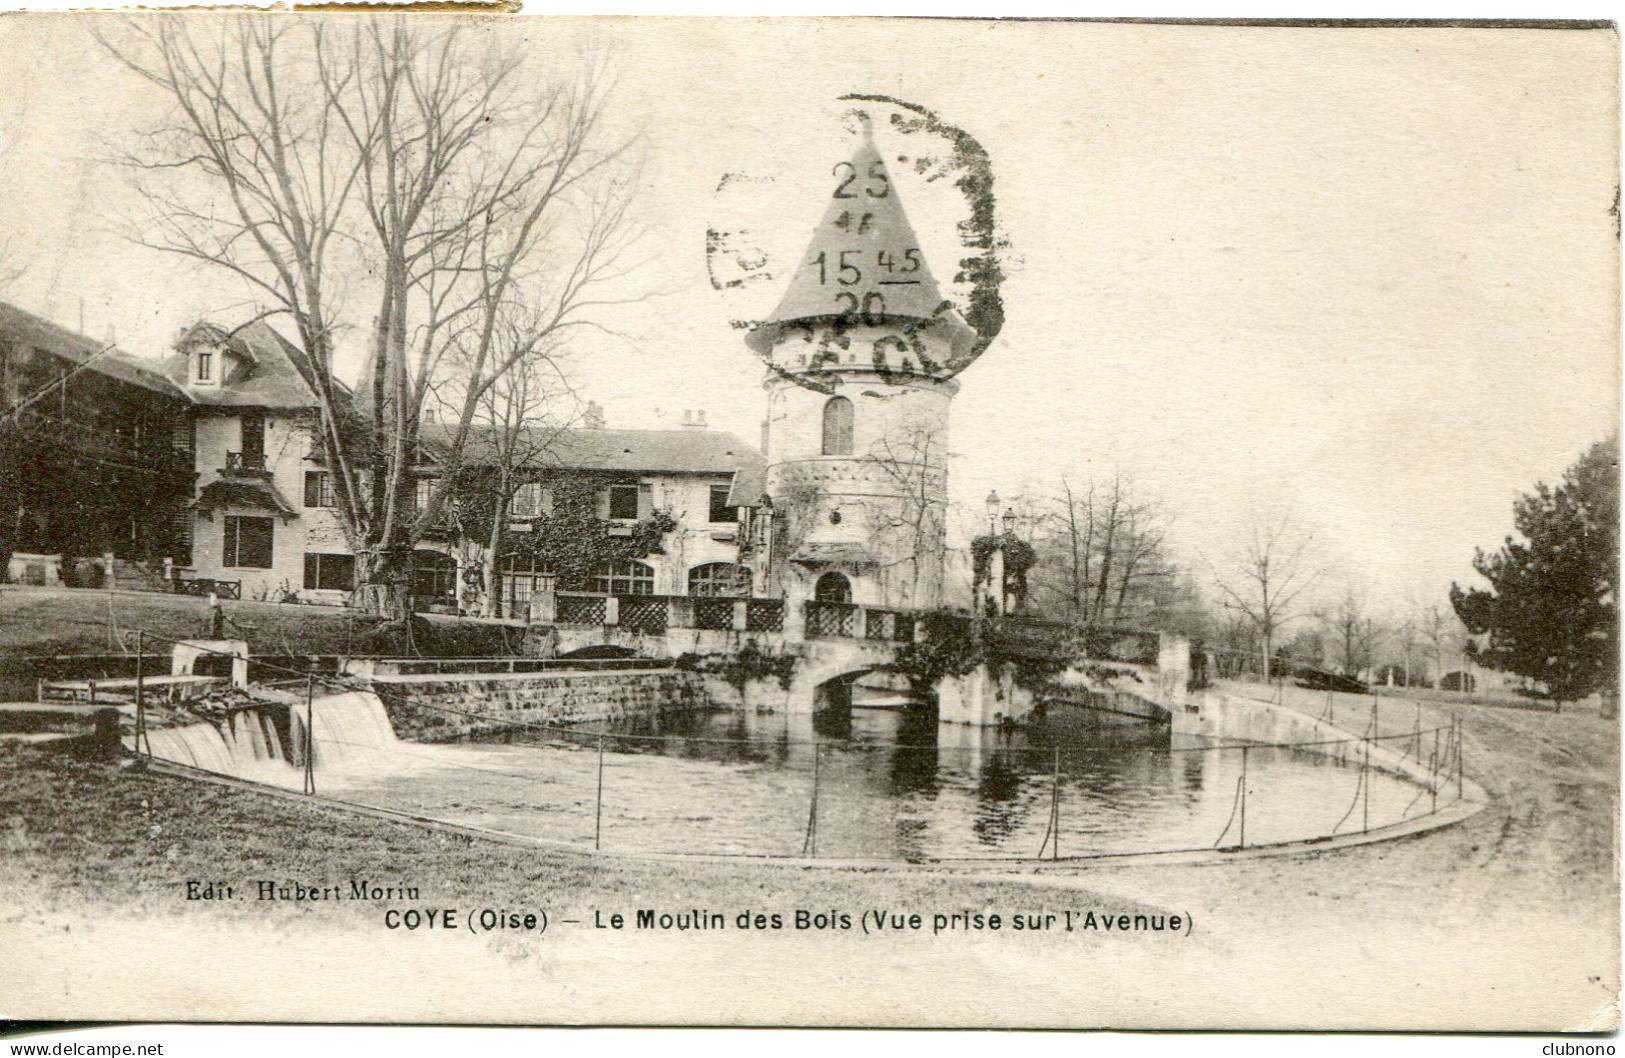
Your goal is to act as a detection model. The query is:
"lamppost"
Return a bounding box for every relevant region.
[980,490,1010,617]
[1000,506,1018,613]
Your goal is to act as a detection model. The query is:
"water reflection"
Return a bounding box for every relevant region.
[320,697,1428,860]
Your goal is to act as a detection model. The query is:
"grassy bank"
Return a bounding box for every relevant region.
[0,584,528,661]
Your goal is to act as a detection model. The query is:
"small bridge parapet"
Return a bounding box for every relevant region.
[527,585,1190,725]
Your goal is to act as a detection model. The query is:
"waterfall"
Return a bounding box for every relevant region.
[142,724,238,774]
[288,691,399,766]
[135,692,398,784]
[229,708,283,762]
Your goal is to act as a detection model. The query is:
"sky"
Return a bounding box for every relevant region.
[0,16,1617,620]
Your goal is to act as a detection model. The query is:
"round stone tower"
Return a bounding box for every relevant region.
[747,134,976,611]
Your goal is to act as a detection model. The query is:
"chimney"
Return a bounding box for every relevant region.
[583,401,605,430]
[683,408,706,431]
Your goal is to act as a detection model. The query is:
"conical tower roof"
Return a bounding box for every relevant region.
[745,135,975,358]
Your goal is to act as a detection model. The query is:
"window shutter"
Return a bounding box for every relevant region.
[304,472,321,509]
[638,482,653,519]
[174,510,193,566]
[304,554,319,589]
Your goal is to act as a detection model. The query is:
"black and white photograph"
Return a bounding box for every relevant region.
[0,13,1617,1033]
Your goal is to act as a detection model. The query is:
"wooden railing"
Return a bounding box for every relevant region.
[745,599,784,633]
[556,593,607,626]
[171,577,241,600]
[539,591,1168,667]
[617,594,670,635]
[805,600,859,639]
[693,598,737,631]
[224,451,268,474]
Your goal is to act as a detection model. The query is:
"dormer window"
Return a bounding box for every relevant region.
[195,350,213,384]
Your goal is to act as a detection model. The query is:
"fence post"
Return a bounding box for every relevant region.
[803,744,821,857]
[1456,717,1465,802]
[1050,747,1061,860]
[302,675,316,796]
[595,731,606,851]
[134,629,148,759]
[1430,728,1440,813]
[1239,745,1249,848]
[1362,738,1371,834]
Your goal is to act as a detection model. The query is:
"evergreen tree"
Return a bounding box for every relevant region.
[1450,437,1619,701]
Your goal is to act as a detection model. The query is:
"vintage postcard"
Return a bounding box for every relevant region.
[0,14,1617,1031]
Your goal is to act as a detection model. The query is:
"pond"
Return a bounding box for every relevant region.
[275,696,1434,862]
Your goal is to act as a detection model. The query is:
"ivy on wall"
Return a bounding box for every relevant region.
[676,638,797,694]
[887,612,985,698]
[970,532,1036,605]
[887,612,1142,703]
[451,468,677,592]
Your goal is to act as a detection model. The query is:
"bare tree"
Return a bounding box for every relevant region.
[1419,602,1464,687]
[854,421,950,609]
[1211,509,1323,679]
[1323,585,1379,679]
[435,304,581,617]
[102,17,640,614]
[1030,471,1175,627]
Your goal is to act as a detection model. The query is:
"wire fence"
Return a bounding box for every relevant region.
[103,629,1477,864]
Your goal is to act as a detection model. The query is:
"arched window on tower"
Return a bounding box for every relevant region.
[822,396,854,456]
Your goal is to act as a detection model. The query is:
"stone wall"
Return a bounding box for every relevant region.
[375,669,710,742]
[1173,689,1486,798]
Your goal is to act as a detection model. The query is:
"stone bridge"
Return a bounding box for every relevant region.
[533,590,1190,726]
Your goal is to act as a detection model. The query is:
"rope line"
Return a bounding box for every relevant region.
[1212,774,1245,848]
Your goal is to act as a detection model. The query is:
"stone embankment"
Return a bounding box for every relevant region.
[368,669,709,742]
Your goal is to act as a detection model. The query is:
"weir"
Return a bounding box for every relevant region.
[131,691,399,783]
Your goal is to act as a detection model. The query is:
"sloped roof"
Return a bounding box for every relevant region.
[791,542,879,567]
[163,320,328,410]
[744,136,976,357]
[0,300,186,400]
[725,457,767,509]
[193,478,298,516]
[421,423,766,481]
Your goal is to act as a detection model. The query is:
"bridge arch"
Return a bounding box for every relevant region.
[809,666,875,713]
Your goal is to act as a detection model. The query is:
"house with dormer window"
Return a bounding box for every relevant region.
[2,303,769,614]
[161,321,357,603]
